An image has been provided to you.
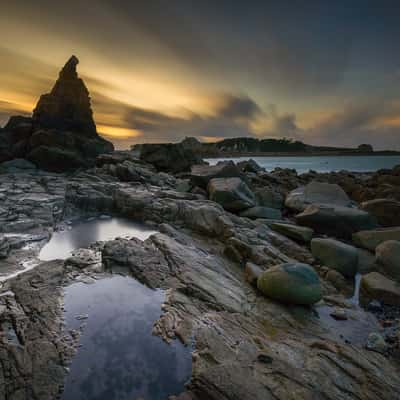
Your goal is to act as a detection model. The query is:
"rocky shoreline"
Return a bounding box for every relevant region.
[1,152,400,399]
[1,56,400,400]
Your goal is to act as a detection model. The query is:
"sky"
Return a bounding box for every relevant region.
[0,0,399,150]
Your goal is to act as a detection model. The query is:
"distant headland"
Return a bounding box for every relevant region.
[134,136,400,158]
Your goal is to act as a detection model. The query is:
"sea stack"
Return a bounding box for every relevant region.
[0,56,114,171]
[33,55,97,135]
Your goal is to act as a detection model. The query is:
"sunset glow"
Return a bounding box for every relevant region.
[1,1,399,150]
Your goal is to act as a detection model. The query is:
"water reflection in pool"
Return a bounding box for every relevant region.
[39,217,157,261]
[61,275,192,400]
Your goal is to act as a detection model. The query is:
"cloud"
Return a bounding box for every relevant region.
[92,93,263,148]
[0,100,30,126]
[307,100,400,149]
[259,104,304,140]
[217,94,262,121]
[124,94,261,142]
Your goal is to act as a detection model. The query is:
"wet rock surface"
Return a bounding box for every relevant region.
[139,143,203,173]
[1,159,400,399]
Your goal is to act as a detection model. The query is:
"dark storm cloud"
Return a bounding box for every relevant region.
[7,0,399,98]
[2,0,400,149]
[123,94,261,142]
[218,95,262,121]
[102,0,399,96]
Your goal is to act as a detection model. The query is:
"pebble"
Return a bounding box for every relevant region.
[75,314,88,320]
[366,332,387,354]
[330,307,348,320]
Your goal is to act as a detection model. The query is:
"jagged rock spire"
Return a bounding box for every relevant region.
[32,55,97,136]
[58,55,79,80]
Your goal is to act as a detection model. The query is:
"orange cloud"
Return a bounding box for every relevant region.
[97,125,142,139]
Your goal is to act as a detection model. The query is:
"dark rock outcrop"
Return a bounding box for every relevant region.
[140,142,204,173]
[190,161,242,189]
[0,56,113,172]
[33,55,96,135]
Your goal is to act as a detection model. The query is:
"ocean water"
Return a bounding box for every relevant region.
[206,155,400,174]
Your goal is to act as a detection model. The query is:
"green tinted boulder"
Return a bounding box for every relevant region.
[257,263,322,305]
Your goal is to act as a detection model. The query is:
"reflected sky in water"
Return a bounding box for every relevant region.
[315,304,380,346]
[39,217,157,261]
[62,275,192,400]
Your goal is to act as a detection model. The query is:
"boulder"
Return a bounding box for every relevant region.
[296,204,378,239]
[360,199,400,227]
[376,240,400,281]
[0,158,37,172]
[244,262,263,286]
[361,272,400,305]
[190,161,242,188]
[239,206,281,220]
[27,145,87,172]
[0,130,13,163]
[324,269,348,292]
[357,248,377,274]
[208,177,256,212]
[311,238,358,277]
[285,181,352,212]
[254,187,284,209]
[352,227,400,251]
[237,159,264,173]
[257,263,322,305]
[270,223,313,243]
[366,332,387,354]
[65,248,100,269]
[140,143,203,173]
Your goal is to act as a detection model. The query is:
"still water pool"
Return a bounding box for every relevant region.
[61,275,192,400]
[39,217,157,261]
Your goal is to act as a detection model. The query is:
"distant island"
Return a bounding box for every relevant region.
[133,137,400,158]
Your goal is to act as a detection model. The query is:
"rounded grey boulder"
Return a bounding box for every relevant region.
[311,238,358,277]
[376,240,400,282]
[257,263,322,305]
[285,181,352,212]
